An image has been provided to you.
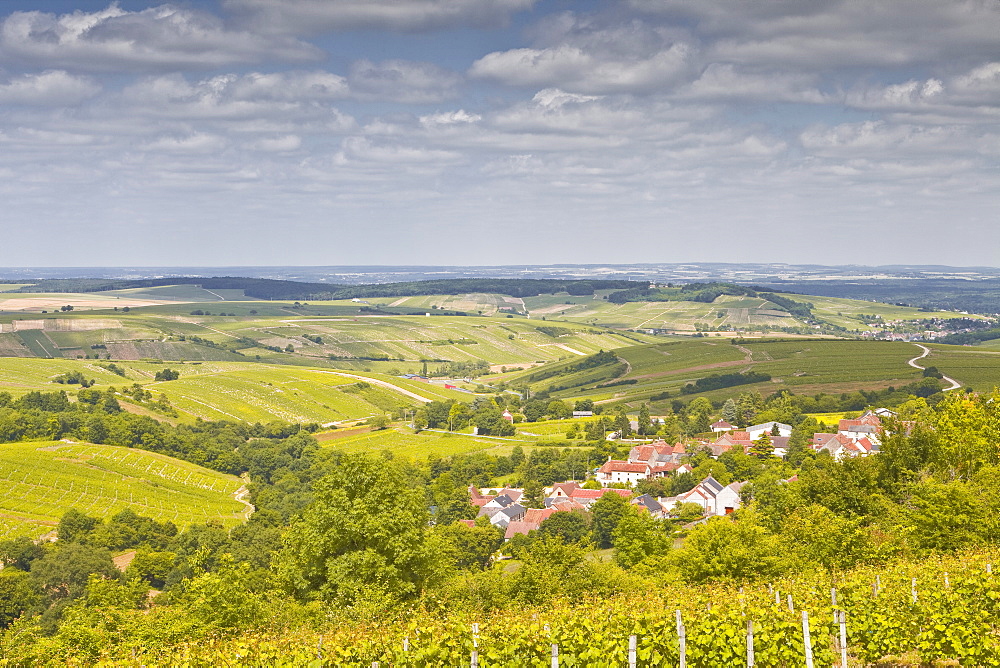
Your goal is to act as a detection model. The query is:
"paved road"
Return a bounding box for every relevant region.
[908,344,962,391]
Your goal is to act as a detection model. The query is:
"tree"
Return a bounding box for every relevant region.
[721,398,739,424]
[613,409,632,439]
[436,522,503,571]
[278,457,447,607]
[153,368,179,382]
[670,513,784,582]
[0,570,42,629]
[748,431,774,459]
[547,400,572,420]
[637,403,652,436]
[522,480,545,509]
[29,543,119,603]
[736,391,764,426]
[590,492,630,548]
[613,508,671,568]
[686,397,713,434]
[57,509,99,543]
[539,511,592,544]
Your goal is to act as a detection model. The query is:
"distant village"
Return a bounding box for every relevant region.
[469,409,897,540]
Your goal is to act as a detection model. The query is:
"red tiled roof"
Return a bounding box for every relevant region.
[504,521,538,539]
[524,508,555,524]
[571,488,632,500]
[599,461,650,474]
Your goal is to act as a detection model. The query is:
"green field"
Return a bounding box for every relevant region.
[0,441,246,539]
[0,358,471,424]
[320,426,535,458]
[916,345,1000,391]
[501,339,943,408]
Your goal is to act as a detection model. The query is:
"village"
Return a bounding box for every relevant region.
[468,409,895,540]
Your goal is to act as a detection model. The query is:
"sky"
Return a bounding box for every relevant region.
[0,0,998,268]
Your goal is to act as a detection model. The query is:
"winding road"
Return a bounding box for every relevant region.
[908,344,962,391]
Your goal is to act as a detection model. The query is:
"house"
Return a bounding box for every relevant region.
[747,422,792,440]
[812,433,871,460]
[631,493,665,518]
[596,459,652,487]
[662,476,745,516]
[502,409,514,423]
[568,487,632,508]
[572,410,594,417]
[711,420,735,433]
[838,411,882,444]
[711,431,752,457]
[468,485,494,508]
[488,503,526,529]
[547,482,580,500]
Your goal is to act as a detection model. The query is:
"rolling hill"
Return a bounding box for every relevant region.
[0,441,247,540]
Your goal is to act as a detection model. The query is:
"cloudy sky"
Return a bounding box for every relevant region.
[1,0,998,267]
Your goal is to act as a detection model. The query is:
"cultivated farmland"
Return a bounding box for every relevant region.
[0,441,246,539]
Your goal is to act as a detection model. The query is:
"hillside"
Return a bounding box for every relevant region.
[0,441,246,539]
[497,338,1000,409]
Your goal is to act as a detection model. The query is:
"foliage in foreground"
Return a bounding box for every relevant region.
[3,552,1000,666]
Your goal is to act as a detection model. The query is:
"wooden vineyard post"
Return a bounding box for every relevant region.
[746,620,755,667]
[838,610,848,668]
[801,610,814,668]
[676,610,687,668]
[831,587,837,607]
[944,572,950,588]
[628,634,637,668]
[471,650,479,668]
[317,636,323,660]
[774,589,781,606]
[911,578,918,603]
[988,563,993,574]
[551,644,559,668]
[787,594,794,613]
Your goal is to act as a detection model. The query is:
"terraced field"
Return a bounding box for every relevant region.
[0,441,246,539]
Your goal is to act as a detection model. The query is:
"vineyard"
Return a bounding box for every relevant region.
[0,442,246,539]
[5,552,999,666]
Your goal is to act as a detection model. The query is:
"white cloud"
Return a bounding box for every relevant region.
[224,0,536,34]
[141,132,227,153]
[629,0,1000,69]
[470,42,693,95]
[348,60,461,103]
[679,64,827,103]
[0,70,99,105]
[118,73,357,127]
[0,3,321,71]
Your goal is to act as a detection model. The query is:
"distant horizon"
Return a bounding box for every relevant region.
[2,2,999,266]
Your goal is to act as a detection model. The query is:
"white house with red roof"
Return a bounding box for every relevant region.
[568,487,632,508]
[596,459,652,487]
[711,420,735,433]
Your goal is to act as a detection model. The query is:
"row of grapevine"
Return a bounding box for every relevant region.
[4,552,999,666]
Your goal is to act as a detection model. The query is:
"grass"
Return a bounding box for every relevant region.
[0,441,246,539]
